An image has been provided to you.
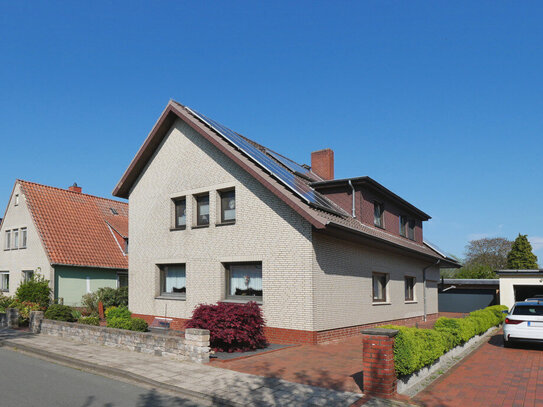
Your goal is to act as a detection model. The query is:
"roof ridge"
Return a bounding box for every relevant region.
[17,179,128,207]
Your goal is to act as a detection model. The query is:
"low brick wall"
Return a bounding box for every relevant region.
[38,318,210,363]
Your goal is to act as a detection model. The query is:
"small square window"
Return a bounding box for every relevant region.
[4,230,11,250]
[374,202,384,228]
[399,216,407,237]
[174,198,187,229]
[159,264,186,297]
[23,270,34,282]
[408,219,415,240]
[219,189,235,223]
[12,229,19,250]
[195,194,210,226]
[372,272,388,302]
[0,272,9,292]
[226,263,262,301]
[20,228,27,249]
[405,276,415,301]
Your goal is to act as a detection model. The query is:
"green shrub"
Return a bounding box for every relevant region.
[107,316,132,330]
[0,294,12,312]
[8,300,44,325]
[15,274,51,308]
[71,309,82,321]
[78,316,100,326]
[44,304,76,322]
[105,306,131,321]
[96,286,128,308]
[129,318,148,332]
[434,317,464,347]
[81,292,99,315]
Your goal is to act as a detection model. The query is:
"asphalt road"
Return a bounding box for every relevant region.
[0,347,208,407]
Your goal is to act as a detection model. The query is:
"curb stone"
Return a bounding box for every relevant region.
[0,338,240,407]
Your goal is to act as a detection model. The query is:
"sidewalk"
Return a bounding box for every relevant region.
[0,329,361,407]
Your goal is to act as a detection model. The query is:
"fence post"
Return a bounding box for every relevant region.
[30,311,45,333]
[6,308,20,329]
[184,328,211,364]
[361,328,399,398]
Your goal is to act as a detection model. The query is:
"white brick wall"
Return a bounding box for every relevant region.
[128,119,315,330]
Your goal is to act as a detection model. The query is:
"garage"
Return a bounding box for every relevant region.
[498,269,543,309]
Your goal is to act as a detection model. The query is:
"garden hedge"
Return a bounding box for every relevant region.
[382,304,508,377]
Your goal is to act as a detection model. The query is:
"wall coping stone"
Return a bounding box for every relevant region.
[361,328,399,337]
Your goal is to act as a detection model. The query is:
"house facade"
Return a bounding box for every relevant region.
[0,180,128,306]
[113,101,458,344]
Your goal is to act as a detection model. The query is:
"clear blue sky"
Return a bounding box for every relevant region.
[1,2,542,262]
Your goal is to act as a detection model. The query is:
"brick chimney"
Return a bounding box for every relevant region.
[68,182,82,193]
[311,149,334,180]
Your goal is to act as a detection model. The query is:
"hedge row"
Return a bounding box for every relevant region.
[382,305,508,377]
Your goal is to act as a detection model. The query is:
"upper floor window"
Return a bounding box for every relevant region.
[408,219,415,240]
[12,229,19,249]
[23,270,34,282]
[374,202,384,228]
[20,228,27,249]
[226,263,262,301]
[4,230,11,250]
[399,216,407,237]
[159,264,186,298]
[219,189,235,224]
[405,276,415,301]
[14,194,19,206]
[372,272,388,303]
[0,272,8,292]
[195,194,210,226]
[174,197,187,229]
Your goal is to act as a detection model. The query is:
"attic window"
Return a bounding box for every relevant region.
[110,208,118,215]
[14,194,19,206]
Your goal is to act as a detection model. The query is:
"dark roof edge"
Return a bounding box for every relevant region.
[311,176,431,220]
[324,222,460,268]
[497,269,543,274]
[52,263,128,271]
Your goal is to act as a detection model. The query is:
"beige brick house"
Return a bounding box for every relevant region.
[113,100,458,344]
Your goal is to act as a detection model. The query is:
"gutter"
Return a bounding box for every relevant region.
[348,179,356,218]
[423,259,440,322]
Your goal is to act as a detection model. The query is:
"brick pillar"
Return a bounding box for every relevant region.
[98,301,105,320]
[6,308,20,329]
[361,328,399,398]
[184,328,210,364]
[29,311,44,333]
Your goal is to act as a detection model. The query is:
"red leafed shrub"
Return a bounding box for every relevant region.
[186,302,267,352]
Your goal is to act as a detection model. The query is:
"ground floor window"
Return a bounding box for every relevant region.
[159,264,186,298]
[372,272,388,302]
[0,272,8,292]
[117,273,128,288]
[226,263,262,301]
[22,270,34,282]
[405,276,415,301]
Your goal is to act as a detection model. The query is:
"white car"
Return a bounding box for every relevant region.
[503,301,543,347]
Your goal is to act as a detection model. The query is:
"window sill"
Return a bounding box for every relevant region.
[220,298,263,305]
[215,221,235,227]
[155,295,186,301]
[170,226,186,231]
[372,301,391,306]
[404,300,417,304]
[373,224,385,230]
[191,225,209,229]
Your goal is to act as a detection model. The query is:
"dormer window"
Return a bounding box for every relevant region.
[408,219,415,240]
[399,216,407,237]
[374,202,384,228]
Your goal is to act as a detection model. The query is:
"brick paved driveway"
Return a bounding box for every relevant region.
[415,331,543,407]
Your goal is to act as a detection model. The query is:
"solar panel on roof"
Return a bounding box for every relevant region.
[266,150,317,181]
[186,107,347,217]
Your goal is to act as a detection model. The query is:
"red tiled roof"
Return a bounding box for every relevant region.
[19,180,128,269]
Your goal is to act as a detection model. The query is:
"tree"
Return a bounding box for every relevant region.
[506,234,539,269]
[455,264,497,279]
[464,237,512,270]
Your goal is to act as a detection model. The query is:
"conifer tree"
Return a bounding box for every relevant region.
[506,234,539,269]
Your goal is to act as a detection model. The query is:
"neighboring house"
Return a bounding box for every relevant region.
[497,269,543,309]
[438,278,499,313]
[113,100,459,344]
[0,180,128,306]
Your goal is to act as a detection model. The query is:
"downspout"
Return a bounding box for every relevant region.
[348,180,356,218]
[423,259,440,322]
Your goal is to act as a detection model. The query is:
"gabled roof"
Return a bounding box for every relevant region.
[113,100,459,267]
[19,180,128,269]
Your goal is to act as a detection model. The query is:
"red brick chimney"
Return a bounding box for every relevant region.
[68,182,82,193]
[311,149,334,180]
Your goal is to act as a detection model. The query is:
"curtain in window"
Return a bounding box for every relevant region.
[165,265,186,293]
[229,264,262,296]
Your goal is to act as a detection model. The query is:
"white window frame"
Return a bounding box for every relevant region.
[4,230,11,250]
[14,194,19,206]
[159,264,186,299]
[20,228,27,249]
[372,272,389,303]
[0,272,9,292]
[22,270,34,282]
[12,229,18,250]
